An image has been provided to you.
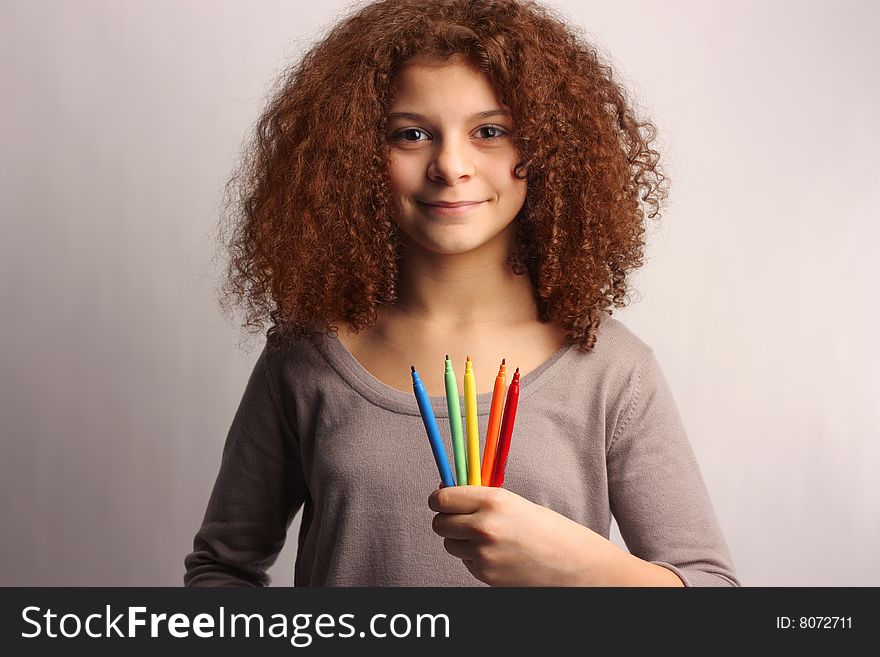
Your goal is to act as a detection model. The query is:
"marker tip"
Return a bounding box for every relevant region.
[515,367,520,374]
[501,358,505,365]
[411,365,415,373]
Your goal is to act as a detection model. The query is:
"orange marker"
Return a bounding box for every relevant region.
[481,359,506,486]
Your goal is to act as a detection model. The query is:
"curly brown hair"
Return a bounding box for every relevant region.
[218,0,667,353]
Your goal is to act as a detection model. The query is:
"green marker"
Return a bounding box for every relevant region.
[445,355,467,486]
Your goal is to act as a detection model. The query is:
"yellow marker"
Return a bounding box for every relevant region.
[464,356,481,485]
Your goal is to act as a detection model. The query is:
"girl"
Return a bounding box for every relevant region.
[184,0,739,587]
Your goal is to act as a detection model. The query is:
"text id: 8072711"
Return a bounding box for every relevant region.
[776,617,852,629]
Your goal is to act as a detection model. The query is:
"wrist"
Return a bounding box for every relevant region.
[573,531,685,587]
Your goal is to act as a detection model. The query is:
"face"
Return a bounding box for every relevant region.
[385,55,527,256]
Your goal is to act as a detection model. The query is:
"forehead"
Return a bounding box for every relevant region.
[389,55,505,112]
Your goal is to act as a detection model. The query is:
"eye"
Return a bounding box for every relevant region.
[476,125,508,140]
[392,128,430,142]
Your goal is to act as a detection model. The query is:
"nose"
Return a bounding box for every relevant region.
[427,136,475,185]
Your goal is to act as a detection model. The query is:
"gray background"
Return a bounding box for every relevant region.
[2,0,878,586]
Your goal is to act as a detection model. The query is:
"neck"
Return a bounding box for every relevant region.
[391,227,537,332]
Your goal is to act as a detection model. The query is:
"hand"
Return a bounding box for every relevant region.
[428,485,618,586]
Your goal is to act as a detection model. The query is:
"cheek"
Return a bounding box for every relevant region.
[385,157,410,223]
[491,155,526,192]
[386,157,403,192]
[500,164,527,202]
[387,154,418,195]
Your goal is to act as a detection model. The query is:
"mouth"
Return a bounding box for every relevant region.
[421,200,484,208]
[417,200,486,215]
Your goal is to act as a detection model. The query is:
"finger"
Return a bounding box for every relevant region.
[432,512,476,540]
[428,485,494,514]
[443,537,476,560]
[461,558,489,585]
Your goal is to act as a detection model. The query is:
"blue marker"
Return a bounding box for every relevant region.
[411,366,456,488]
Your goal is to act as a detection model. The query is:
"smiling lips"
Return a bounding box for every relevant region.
[418,199,485,215]
[424,200,482,207]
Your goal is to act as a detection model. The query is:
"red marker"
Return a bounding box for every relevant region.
[490,368,520,488]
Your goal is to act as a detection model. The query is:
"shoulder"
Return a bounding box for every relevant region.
[576,311,655,372]
[258,330,334,384]
[549,312,661,413]
[586,315,683,426]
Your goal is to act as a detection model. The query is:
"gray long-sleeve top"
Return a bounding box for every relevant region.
[184,316,739,587]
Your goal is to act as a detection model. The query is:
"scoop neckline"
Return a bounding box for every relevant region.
[317,331,578,416]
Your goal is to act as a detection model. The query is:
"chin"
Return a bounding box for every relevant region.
[422,239,484,255]
[400,234,481,256]
[398,217,516,256]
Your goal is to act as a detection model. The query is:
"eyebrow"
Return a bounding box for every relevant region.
[386,109,512,122]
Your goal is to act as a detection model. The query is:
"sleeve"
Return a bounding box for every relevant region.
[606,350,740,587]
[183,346,307,587]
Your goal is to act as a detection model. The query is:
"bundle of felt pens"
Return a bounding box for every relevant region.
[410,356,520,488]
